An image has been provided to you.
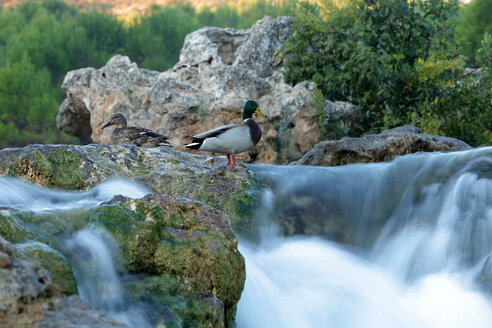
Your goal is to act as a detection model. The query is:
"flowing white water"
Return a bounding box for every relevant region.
[67,227,152,327]
[1,148,491,328]
[0,177,151,326]
[0,177,149,211]
[238,148,492,328]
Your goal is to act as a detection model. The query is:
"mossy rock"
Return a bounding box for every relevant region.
[0,144,262,233]
[88,194,245,328]
[125,274,225,328]
[0,213,38,242]
[15,240,77,295]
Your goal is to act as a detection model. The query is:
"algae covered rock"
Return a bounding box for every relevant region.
[88,193,245,327]
[0,144,260,233]
[16,240,77,295]
[0,144,254,326]
[126,274,225,328]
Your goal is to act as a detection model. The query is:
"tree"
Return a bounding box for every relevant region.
[456,0,492,65]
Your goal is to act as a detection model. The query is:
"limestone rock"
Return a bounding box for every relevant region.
[290,125,472,166]
[89,193,245,327]
[38,296,127,328]
[0,144,259,233]
[16,240,77,295]
[57,16,321,164]
[321,100,359,139]
[0,235,124,327]
[0,143,251,327]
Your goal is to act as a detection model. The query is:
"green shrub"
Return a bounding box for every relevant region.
[456,0,492,65]
[282,0,491,146]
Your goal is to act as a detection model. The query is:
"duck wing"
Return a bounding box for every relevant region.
[138,128,171,140]
[191,124,242,141]
[117,126,171,147]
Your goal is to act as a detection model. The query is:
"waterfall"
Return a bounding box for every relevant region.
[0,177,149,211]
[66,227,152,327]
[0,178,151,326]
[237,147,492,328]
[0,148,491,327]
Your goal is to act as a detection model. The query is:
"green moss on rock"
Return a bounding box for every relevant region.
[125,274,225,328]
[0,213,37,242]
[9,148,87,190]
[0,144,263,234]
[15,240,77,294]
[88,194,245,328]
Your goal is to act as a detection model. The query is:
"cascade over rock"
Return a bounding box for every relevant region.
[0,236,127,327]
[57,16,323,164]
[0,144,249,327]
[290,125,472,166]
[93,193,245,326]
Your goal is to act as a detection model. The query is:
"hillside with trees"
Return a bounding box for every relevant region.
[0,0,490,148]
[0,0,294,147]
[0,0,287,16]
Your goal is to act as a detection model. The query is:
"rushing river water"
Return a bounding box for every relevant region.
[238,147,492,328]
[0,148,491,327]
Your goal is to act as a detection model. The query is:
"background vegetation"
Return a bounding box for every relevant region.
[283,0,492,146]
[0,0,490,148]
[0,0,294,147]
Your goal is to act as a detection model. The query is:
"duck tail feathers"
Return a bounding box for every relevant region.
[184,142,202,150]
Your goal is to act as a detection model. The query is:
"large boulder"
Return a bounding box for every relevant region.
[290,125,472,166]
[0,144,260,233]
[57,16,321,164]
[90,193,245,327]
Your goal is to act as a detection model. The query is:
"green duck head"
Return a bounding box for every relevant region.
[243,100,267,120]
[101,113,127,129]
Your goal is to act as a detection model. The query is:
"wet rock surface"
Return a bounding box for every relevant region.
[93,193,245,327]
[290,125,472,166]
[0,235,125,327]
[0,144,250,327]
[0,143,259,231]
[38,296,128,328]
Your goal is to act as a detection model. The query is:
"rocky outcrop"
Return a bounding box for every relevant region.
[92,193,245,327]
[0,144,252,327]
[0,144,259,233]
[0,236,125,327]
[57,16,321,164]
[0,191,245,327]
[290,125,472,166]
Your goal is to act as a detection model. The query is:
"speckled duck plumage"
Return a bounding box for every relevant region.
[101,113,171,147]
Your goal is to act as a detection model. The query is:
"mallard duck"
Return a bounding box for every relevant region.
[184,100,266,168]
[101,113,172,147]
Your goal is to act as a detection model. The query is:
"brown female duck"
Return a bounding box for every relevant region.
[101,113,171,147]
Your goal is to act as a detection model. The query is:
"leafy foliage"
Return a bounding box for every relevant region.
[0,0,294,147]
[282,0,491,146]
[456,0,492,65]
